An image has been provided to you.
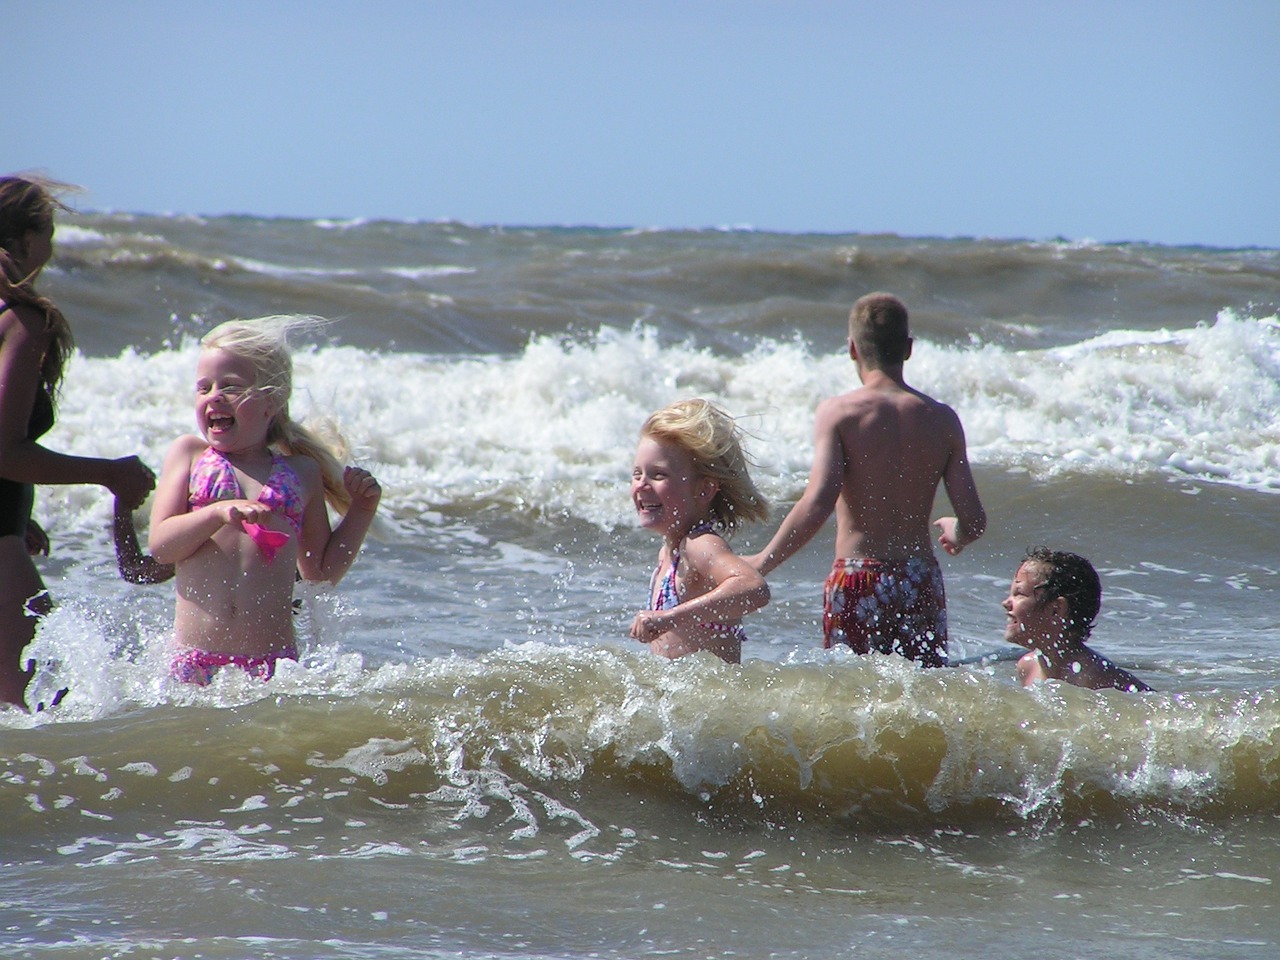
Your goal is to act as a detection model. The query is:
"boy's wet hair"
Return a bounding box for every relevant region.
[848,291,911,366]
[1024,546,1102,639]
[641,398,768,534]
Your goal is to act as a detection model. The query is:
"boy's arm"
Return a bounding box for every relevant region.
[934,411,986,557]
[747,401,846,576]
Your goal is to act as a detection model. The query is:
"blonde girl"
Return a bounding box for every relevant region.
[149,315,381,685]
[629,398,769,663]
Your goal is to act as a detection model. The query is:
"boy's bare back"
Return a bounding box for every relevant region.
[822,374,974,561]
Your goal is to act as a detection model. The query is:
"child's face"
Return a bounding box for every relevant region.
[631,436,714,539]
[1002,561,1064,647]
[195,347,276,452]
[15,222,54,278]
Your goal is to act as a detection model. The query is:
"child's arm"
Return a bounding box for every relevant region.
[297,465,381,584]
[148,436,276,565]
[114,498,175,584]
[747,399,846,576]
[0,311,155,508]
[631,536,770,642]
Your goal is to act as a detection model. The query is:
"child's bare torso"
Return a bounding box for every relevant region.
[173,532,300,656]
[829,383,957,561]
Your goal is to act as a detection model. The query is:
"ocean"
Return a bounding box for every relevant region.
[2,214,1278,959]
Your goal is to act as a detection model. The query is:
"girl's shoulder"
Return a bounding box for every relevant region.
[0,299,48,348]
[280,450,322,476]
[684,523,729,550]
[162,434,212,473]
[169,433,210,457]
[278,451,325,495]
[680,524,733,569]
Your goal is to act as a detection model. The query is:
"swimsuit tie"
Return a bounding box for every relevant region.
[241,521,291,563]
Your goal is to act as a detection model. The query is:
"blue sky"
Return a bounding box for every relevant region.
[15,1,1279,247]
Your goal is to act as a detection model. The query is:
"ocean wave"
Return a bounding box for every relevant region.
[5,642,1277,835]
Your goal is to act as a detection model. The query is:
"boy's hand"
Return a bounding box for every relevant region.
[934,516,966,556]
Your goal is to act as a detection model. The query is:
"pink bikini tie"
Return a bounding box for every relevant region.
[241,521,291,562]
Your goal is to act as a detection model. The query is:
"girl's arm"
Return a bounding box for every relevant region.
[632,535,770,640]
[148,436,274,564]
[0,306,154,506]
[296,465,381,584]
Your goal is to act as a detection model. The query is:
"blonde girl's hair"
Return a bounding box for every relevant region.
[0,174,78,397]
[201,315,354,514]
[641,398,768,533]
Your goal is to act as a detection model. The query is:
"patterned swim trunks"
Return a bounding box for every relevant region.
[822,557,947,667]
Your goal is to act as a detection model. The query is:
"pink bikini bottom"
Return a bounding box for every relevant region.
[170,643,299,686]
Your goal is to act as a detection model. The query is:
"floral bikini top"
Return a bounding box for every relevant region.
[188,446,306,561]
[649,521,747,640]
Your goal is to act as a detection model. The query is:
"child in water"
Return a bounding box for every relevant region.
[149,316,381,685]
[1003,546,1152,693]
[629,399,770,664]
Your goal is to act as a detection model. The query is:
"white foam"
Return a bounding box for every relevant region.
[36,310,1280,558]
[51,224,107,245]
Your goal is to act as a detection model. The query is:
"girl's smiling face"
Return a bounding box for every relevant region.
[194,347,277,453]
[631,436,715,541]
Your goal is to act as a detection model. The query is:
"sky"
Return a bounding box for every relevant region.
[13,1,1279,248]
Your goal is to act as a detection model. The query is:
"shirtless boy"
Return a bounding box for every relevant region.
[747,292,986,666]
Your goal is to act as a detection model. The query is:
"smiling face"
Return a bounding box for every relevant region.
[631,436,715,542]
[1002,560,1067,648]
[194,347,277,454]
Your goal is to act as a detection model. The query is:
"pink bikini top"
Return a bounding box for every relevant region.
[188,446,306,561]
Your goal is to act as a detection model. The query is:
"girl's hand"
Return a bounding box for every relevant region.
[630,610,673,642]
[215,499,275,527]
[107,456,157,509]
[344,466,382,510]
